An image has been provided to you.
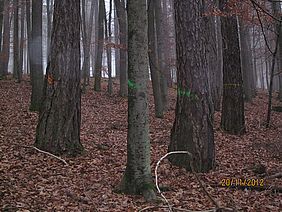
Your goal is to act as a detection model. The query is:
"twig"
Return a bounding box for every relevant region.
[21,145,68,165]
[154,151,227,212]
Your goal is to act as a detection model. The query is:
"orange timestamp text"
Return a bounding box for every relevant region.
[220,178,264,187]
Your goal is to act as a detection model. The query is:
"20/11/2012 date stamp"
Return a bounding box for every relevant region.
[220,178,264,187]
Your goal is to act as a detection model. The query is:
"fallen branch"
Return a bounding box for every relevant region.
[153,151,235,212]
[21,145,68,165]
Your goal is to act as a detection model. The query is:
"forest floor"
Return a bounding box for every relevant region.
[0,77,281,212]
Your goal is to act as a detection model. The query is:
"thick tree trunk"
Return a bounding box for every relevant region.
[13,0,21,82]
[0,0,10,77]
[114,0,127,96]
[118,0,156,201]
[168,1,215,172]
[206,14,220,114]
[148,0,163,118]
[220,0,245,135]
[29,0,43,111]
[94,0,104,92]
[35,0,83,156]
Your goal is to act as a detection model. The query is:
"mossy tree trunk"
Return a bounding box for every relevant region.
[118,0,156,201]
[168,1,215,172]
[220,0,245,135]
[35,0,84,156]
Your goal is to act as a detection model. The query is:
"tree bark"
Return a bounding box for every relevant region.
[154,0,168,111]
[19,2,25,74]
[82,0,95,92]
[0,0,10,77]
[168,0,215,172]
[239,20,255,102]
[148,0,163,118]
[0,0,4,51]
[105,0,113,94]
[219,0,245,135]
[29,0,43,111]
[272,1,282,101]
[118,0,156,201]
[35,0,84,156]
[114,0,127,96]
[13,0,21,82]
[114,6,120,77]
[94,0,105,92]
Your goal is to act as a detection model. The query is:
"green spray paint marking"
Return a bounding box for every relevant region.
[128,80,139,89]
[177,88,199,100]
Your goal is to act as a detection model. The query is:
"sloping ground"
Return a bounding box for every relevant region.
[0,78,281,212]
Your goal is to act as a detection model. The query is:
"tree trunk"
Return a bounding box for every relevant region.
[219,0,245,135]
[0,0,4,52]
[114,6,120,78]
[35,0,84,156]
[272,1,282,101]
[148,0,163,118]
[19,2,25,74]
[154,0,168,111]
[206,14,219,114]
[29,0,43,111]
[13,0,21,82]
[106,0,113,94]
[168,0,215,172]
[118,0,156,202]
[82,0,95,92]
[25,0,31,74]
[94,0,105,92]
[114,0,127,96]
[0,0,10,77]
[239,20,255,101]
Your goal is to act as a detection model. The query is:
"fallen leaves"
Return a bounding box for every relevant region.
[0,79,281,211]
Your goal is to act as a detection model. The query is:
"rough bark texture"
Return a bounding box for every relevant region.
[29,0,43,111]
[206,15,219,114]
[114,0,127,96]
[94,0,104,92]
[35,0,84,156]
[168,1,215,172]
[220,0,245,135]
[0,0,10,77]
[118,0,156,201]
[148,0,163,118]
